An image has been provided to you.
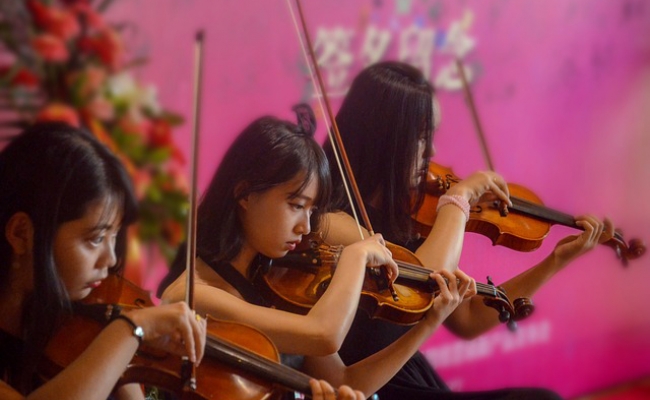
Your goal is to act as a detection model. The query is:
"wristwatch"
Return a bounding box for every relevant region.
[114,315,144,345]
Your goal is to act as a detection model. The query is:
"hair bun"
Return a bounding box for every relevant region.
[292,103,316,137]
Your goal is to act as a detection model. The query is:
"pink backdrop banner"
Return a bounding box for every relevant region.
[107,1,650,398]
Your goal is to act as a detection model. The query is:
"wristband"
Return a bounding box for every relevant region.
[113,315,144,345]
[436,194,470,222]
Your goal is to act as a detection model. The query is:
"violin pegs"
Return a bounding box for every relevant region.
[507,320,518,332]
[498,307,511,324]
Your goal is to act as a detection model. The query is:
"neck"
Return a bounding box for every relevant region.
[0,275,27,337]
[231,244,258,278]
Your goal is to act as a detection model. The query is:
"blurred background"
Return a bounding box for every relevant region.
[1,0,649,398]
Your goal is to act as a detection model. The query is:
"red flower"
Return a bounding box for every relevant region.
[27,0,80,41]
[32,33,69,62]
[36,103,80,127]
[162,219,185,248]
[0,66,39,88]
[78,28,124,71]
[71,3,106,30]
[148,119,173,148]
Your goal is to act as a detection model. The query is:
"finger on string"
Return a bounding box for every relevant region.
[308,379,323,399]
[432,272,451,297]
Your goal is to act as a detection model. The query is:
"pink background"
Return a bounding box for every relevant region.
[106,1,650,398]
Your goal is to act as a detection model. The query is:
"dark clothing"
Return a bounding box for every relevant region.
[0,329,23,390]
[202,256,305,399]
[336,205,562,400]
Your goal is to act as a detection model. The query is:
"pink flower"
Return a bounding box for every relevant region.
[132,169,152,200]
[36,103,80,127]
[32,33,69,62]
[67,65,107,99]
[84,95,114,121]
[27,0,80,41]
[118,116,151,139]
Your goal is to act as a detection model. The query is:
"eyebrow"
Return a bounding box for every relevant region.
[87,222,119,233]
[289,193,314,202]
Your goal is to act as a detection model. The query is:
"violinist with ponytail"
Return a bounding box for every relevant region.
[158,104,474,398]
[321,61,614,400]
[0,123,207,399]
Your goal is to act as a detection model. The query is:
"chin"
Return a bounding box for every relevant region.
[70,288,91,301]
[265,249,289,260]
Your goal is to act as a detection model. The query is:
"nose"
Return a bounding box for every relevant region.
[100,237,118,270]
[296,212,311,236]
[430,143,436,158]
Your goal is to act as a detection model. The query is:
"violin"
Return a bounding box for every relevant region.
[255,233,533,330]
[40,274,321,399]
[412,162,646,266]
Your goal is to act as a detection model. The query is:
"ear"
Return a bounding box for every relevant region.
[5,212,34,256]
[235,181,250,210]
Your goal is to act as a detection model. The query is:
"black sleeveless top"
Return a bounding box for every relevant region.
[202,256,305,397]
[0,329,23,391]
[336,206,563,400]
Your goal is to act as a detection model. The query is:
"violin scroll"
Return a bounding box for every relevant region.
[482,276,534,332]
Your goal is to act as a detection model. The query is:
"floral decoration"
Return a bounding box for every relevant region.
[0,0,188,276]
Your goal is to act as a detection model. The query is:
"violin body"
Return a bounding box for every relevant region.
[42,275,312,400]
[257,234,532,328]
[412,162,646,265]
[414,162,550,252]
[257,236,434,325]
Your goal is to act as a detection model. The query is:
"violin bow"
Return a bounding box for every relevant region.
[286,0,372,239]
[455,58,496,171]
[286,0,401,301]
[454,58,645,263]
[181,29,205,392]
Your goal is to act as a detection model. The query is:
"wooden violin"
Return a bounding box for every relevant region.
[256,233,533,330]
[411,162,646,266]
[41,274,322,399]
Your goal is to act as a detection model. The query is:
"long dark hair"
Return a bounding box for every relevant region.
[323,61,435,243]
[158,105,331,294]
[0,122,138,393]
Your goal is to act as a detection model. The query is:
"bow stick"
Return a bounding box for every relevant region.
[455,58,496,171]
[181,29,204,392]
[286,0,399,301]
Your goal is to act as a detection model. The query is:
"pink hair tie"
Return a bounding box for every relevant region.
[436,194,470,222]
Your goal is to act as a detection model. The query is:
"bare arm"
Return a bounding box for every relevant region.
[302,270,473,395]
[444,215,613,338]
[161,235,397,356]
[3,303,205,400]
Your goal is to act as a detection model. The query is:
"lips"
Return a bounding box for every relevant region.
[87,280,103,289]
[286,239,301,251]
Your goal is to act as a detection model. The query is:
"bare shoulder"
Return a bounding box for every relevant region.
[321,211,369,245]
[0,381,22,400]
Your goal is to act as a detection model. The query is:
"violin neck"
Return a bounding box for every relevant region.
[394,261,497,298]
[206,334,313,396]
[508,196,627,243]
[509,196,577,228]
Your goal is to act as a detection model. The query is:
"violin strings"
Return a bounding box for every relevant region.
[206,333,313,394]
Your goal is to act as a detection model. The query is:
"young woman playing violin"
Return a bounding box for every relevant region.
[321,61,615,400]
[0,123,207,400]
[157,104,476,398]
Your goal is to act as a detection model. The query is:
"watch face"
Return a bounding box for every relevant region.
[134,326,145,339]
